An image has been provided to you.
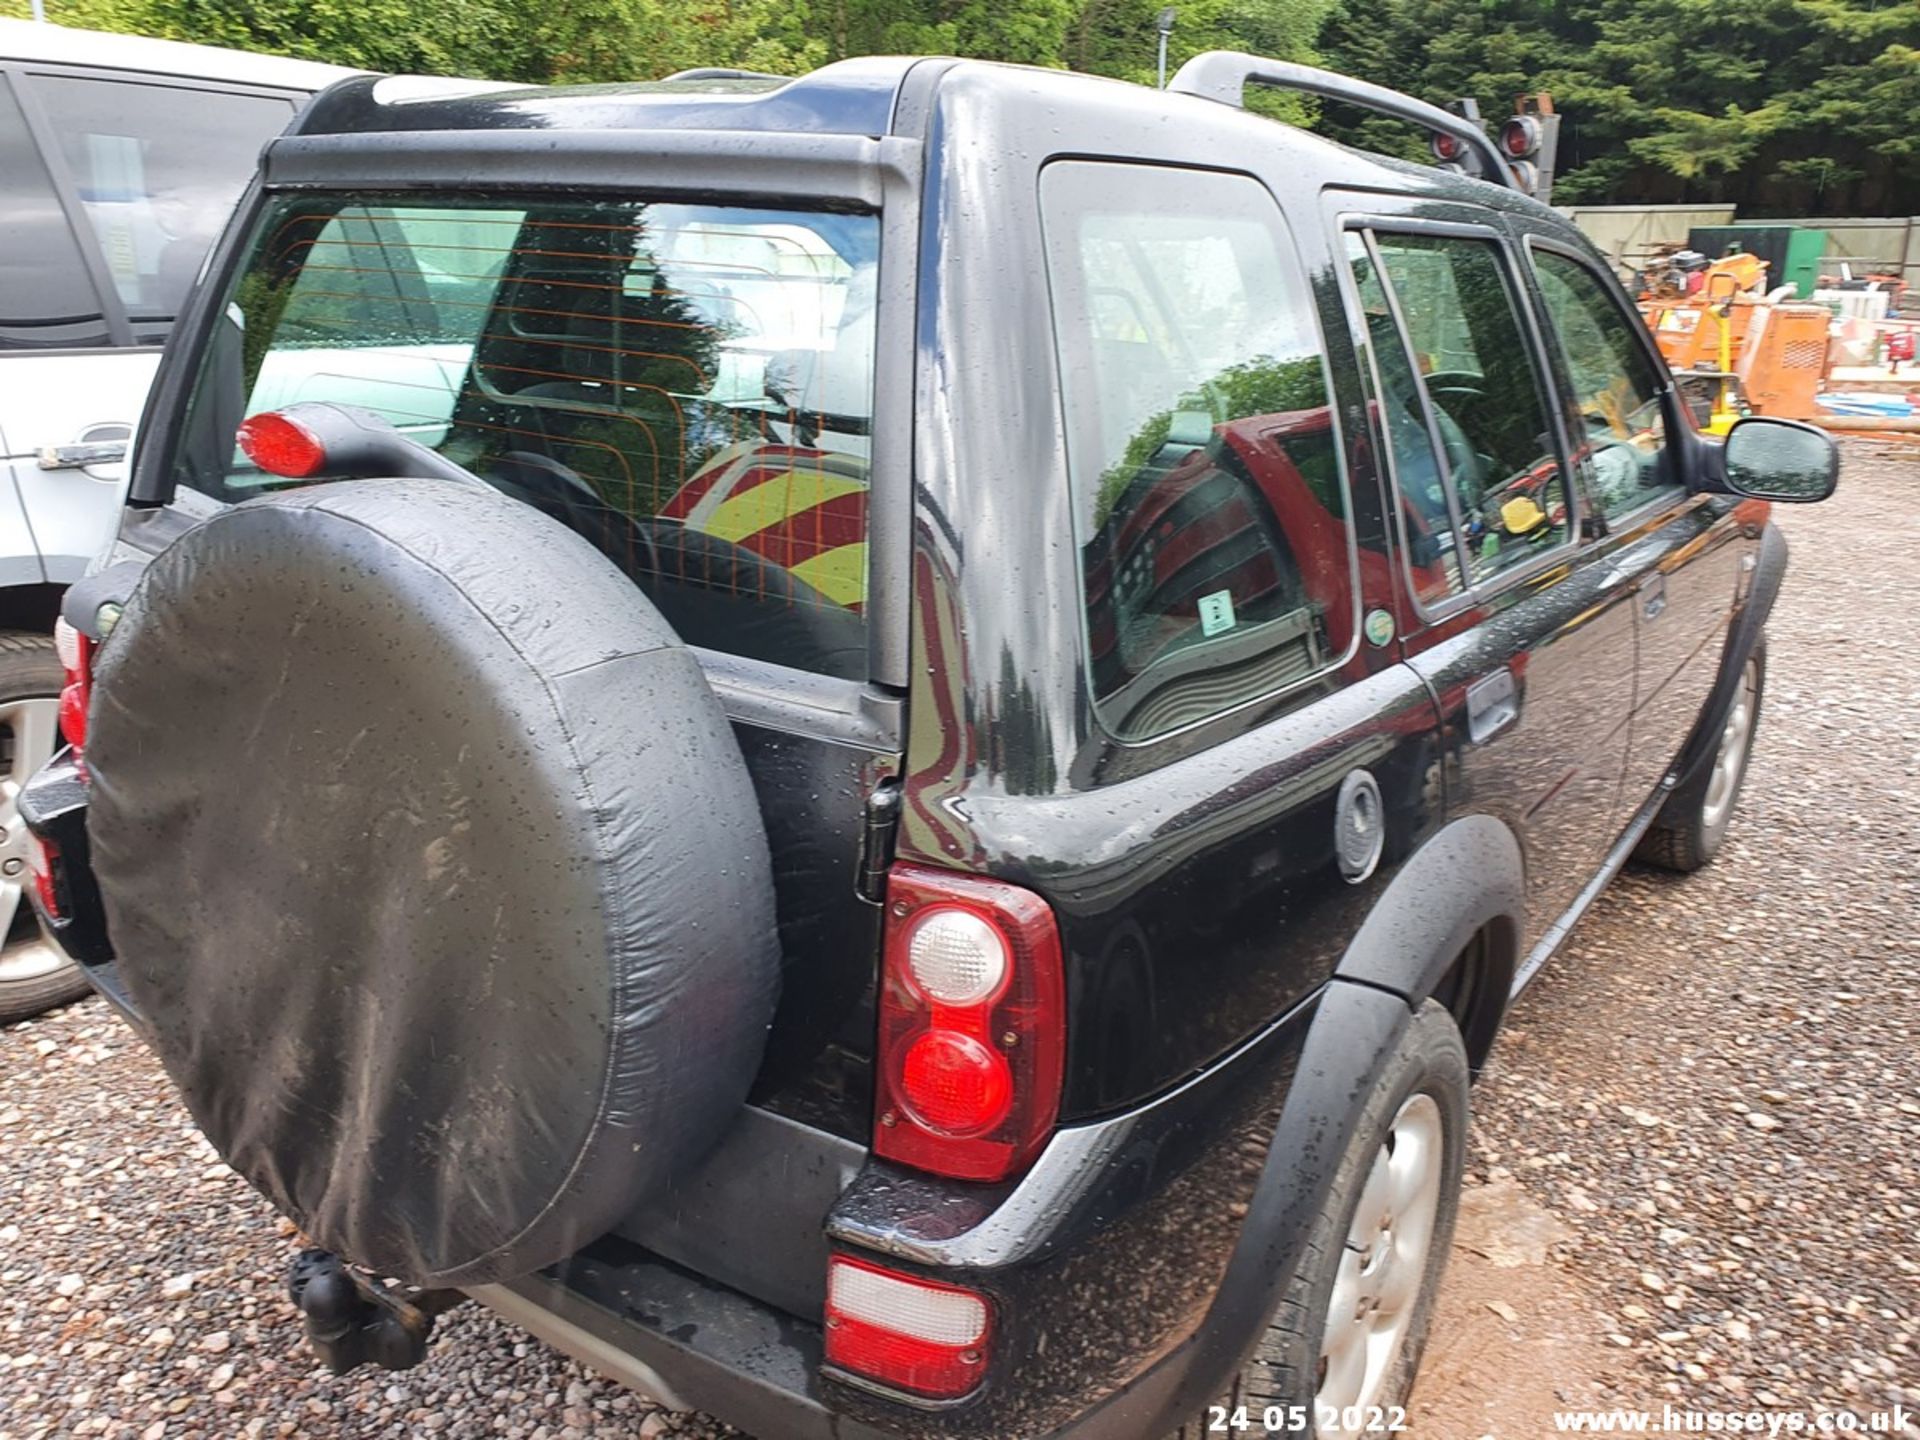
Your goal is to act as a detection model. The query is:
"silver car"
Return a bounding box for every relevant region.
[0,19,356,1020]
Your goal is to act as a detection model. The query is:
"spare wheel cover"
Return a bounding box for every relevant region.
[86,478,780,1287]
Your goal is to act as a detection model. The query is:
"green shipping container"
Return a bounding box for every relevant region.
[1687,225,1828,298]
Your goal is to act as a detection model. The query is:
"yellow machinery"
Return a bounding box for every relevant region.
[1639,253,1833,424]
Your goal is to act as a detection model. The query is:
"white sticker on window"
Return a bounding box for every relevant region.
[1198,589,1237,637]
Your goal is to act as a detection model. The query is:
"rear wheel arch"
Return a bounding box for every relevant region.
[1334,813,1525,1055]
[0,584,66,637]
[1143,821,1527,1428]
[1428,918,1516,1073]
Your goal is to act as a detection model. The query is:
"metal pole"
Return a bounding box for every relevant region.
[31,0,47,21]
[1157,31,1169,88]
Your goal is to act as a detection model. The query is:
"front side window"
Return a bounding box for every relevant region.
[1531,249,1682,522]
[1360,231,1571,595]
[1041,162,1349,741]
[169,194,879,680]
[0,74,109,350]
[29,75,296,344]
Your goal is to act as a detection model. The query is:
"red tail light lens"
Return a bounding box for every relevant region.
[27,833,64,920]
[875,864,1064,1183]
[52,618,92,753]
[824,1254,991,1400]
[237,411,327,479]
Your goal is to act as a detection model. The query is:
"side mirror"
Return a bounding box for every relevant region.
[1720,416,1838,503]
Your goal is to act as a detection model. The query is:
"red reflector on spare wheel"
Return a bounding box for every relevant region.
[237,411,327,479]
[824,1254,991,1400]
[875,864,1064,1183]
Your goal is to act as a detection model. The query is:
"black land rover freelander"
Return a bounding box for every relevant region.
[22,51,1837,1440]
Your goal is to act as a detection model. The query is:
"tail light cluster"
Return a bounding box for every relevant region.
[874,863,1065,1184]
[26,832,65,921]
[52,617,93,755]
[827,865,1061,1403]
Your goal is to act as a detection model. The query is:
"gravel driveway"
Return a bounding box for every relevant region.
[3,440,1915,1440]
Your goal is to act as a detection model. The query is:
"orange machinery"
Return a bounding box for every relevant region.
[1640,258,1832,423]
[1735,304,1831,420]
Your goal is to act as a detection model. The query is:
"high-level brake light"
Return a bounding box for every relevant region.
[237,410,327,479]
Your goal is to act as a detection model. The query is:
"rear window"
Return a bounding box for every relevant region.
[168,195,879,680]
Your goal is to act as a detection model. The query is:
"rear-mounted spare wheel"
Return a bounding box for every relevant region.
[85,478,780,1287]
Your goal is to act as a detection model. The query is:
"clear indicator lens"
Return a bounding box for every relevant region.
[905,908,1008,1006]
[53,618,83,674]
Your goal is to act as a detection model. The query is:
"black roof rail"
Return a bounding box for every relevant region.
[1167,50,1522,193]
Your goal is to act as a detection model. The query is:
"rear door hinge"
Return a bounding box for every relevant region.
[855,778,903,904]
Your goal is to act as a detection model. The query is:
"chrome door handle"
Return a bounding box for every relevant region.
[37,440,129,471]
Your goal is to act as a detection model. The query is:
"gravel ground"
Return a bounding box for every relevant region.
[3,439,1916,1439]
[1454,437,1920,1422]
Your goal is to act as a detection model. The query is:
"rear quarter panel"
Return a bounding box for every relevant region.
[899,66,1447,1117]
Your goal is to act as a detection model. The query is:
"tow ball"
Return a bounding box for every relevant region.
[286,1249,464,1375]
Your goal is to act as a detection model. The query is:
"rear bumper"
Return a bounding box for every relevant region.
[467,992,1320,1440]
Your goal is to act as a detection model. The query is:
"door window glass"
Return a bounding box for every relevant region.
[1367,232,1570,590]
[0,74,109,350]
[1346,233,1465,606]
[30,75,295,343]
[1041,162,1351,741]
[1532,249,1682,522]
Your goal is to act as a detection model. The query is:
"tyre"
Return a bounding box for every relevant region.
[1636,642,1764,874]
[1172,1000,1470,1440]
[0,631,89,1027]
[86,479,781,1286]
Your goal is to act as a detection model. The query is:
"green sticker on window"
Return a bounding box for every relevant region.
[1198,589,1237,637]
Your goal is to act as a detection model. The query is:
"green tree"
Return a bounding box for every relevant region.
[1316,0,1920,214]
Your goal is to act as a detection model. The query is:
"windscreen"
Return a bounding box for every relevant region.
[167,194,880,680]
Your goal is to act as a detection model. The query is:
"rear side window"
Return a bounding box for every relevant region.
[1040,162,1350,741]
[0,73,110,350]
[168,195,878,680]
[30,76,295,345]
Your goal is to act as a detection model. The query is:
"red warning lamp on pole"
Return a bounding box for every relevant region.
[1504,94,1560,202]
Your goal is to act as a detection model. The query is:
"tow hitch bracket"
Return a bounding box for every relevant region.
[287,1249,464,1375]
